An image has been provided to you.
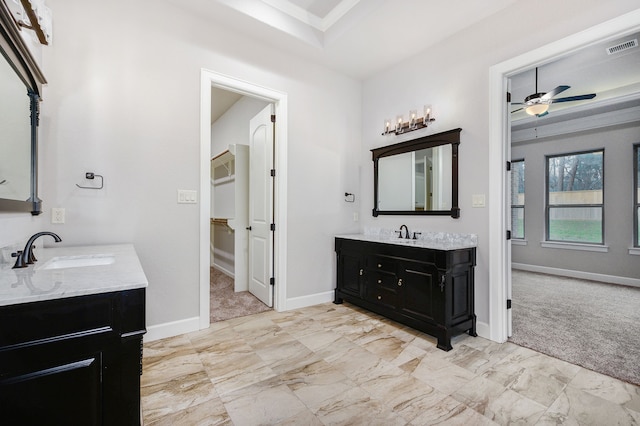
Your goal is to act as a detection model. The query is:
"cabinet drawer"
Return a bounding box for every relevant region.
[367,255,397,273]
[0,296,114,347]
[367,271,398,290]
[365,284,398,309]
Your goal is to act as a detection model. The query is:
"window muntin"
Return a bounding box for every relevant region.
[546,150,604,244]
[510,159,525,239]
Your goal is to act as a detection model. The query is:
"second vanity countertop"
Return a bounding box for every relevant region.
[0,244,148,307]
[336,230,478,251]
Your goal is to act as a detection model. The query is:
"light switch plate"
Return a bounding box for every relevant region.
[177,189,198,204]
[472,194,486,208]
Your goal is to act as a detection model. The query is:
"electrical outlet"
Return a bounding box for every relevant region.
[51,208,65,224]
[353,212,359,222]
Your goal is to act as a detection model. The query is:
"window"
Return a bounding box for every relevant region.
[635,144,639,247]
[510,159,525,239]
[546,150,604,244]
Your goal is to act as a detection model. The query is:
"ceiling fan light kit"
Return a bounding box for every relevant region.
[511,67,596,118]
[525,102,550,116]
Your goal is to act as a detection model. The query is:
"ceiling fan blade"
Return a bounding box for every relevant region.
[541,85,570,100]
[511,108,523,113]
[550,94,596,103]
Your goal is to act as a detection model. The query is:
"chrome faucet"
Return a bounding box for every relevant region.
[12,232,62,269]
[399,224,410,239]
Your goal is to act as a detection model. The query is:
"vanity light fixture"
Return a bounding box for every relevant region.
[383,104,436,135]
[395,115,404,134]
[16,0,52,45]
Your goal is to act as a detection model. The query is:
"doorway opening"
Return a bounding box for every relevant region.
[199,70,289,330]
[488,9,640,343]
[210,94,274,322]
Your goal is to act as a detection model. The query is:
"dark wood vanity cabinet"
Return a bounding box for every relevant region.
[334,237,476,351]
[0,288,146,425]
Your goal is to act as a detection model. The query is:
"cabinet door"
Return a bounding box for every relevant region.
[397,261,441,323]
[447,268,474,324]
[337,251,363,298]
[0,354,102,425]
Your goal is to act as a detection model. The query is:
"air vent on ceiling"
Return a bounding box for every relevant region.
[606,39,638,55]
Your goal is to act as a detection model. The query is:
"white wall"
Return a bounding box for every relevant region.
[28,0,361,331]
[211,97,269,156]
[361,0,640,328]
[511,122,640,280]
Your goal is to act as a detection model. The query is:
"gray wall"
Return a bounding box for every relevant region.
[511,122,640,280]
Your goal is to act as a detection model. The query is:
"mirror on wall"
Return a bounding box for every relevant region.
[0,1,46,214]
[372,128,460,218]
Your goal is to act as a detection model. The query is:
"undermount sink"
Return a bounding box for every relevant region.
[38,254,115,270]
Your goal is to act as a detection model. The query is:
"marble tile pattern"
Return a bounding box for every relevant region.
[334,227,478,250]
[0,244,148,306]
[142,303,640,425]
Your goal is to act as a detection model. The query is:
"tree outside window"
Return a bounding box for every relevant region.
[546,150,604,244]
[510,160,525,239]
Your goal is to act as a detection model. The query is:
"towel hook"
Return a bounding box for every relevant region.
[76,172,104,189]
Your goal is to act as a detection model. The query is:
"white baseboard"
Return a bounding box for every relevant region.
[284,291,334,311]
[512,263,640,288]
[475,321,491,341]
[212,262,234,279]
[144,316,200,342]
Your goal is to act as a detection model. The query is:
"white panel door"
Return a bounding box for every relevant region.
[248,104,274,307]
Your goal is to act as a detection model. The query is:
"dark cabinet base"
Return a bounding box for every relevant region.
[0,289,146,425]
[335,238,476,351]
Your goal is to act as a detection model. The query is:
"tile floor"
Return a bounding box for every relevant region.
[141,303,640,425]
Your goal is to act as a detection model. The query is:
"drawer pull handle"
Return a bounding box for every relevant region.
[378,279,382,284]
[398,279,403,286]
[378,264,382,268]
[377,295,382,300]
[359,269,363,276]
[440,275,446,292]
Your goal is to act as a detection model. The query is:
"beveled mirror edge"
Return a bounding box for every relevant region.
[0,0,46,215]
[372,128,461,218]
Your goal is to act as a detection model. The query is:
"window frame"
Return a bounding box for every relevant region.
[510,159,525,240]
[634,144,639,247]
[545,148,605,245]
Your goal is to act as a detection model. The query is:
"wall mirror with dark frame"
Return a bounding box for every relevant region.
[372,128,461,218]
[0,1,46,215]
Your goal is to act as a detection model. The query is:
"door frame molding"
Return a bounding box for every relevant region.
[488,9,640,343]
[199,70,288,329]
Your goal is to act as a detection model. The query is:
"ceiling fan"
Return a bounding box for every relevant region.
[511,67,596,117]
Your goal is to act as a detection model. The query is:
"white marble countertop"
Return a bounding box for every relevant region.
[336,230,477,251]
[0,244,148,307]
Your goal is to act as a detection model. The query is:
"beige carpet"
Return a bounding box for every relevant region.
[210,267,272,322]
[509,269,640,386]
